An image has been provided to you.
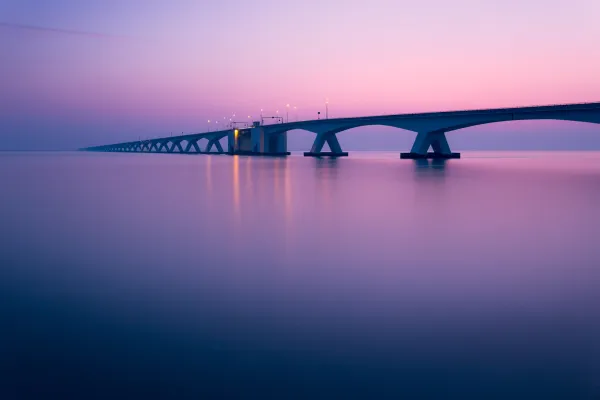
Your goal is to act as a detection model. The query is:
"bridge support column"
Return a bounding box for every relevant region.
[206,138,224,153]
[304,132,348,157]
[401,131,460,159]
[168,141,183,153]
[158,141,170,152]
[184,140,202,153]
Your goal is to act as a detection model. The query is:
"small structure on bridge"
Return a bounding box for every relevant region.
[228,121,290,156]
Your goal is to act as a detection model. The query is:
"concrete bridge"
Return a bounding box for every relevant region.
[82,102,600,159]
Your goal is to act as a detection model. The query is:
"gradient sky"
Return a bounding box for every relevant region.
[1,0,600,150]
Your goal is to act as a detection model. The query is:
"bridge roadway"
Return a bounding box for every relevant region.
[82,102,600,159]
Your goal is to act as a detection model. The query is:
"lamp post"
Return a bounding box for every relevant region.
[286,104,290,123]
[207,120,210,132]
[294,106,297,121]
[326,99,329,119]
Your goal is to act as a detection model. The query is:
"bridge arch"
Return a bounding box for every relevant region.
[280,116,600,156]
[282,125,417,153]
[280,114,600,137]
[432,116,600,134]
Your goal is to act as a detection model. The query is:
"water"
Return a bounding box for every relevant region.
[1,151,600,399]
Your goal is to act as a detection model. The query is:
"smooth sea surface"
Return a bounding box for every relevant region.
[1,151,600,399]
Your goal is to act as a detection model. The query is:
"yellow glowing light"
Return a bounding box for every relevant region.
[234,129,239,139]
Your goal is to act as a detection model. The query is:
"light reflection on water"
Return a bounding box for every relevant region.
[1,151,600,398]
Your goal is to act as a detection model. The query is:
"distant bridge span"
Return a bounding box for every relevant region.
[83,102,600,159]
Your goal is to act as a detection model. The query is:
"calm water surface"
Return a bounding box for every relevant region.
[1,151,600,399]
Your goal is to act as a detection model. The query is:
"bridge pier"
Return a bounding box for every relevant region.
[184,140,202,153]
[401,131,460,159]
[158,141,170,152]
[304,132,348,157]
[206,138,224,153]
[165,140,182,153]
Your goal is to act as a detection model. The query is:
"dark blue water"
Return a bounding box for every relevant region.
[1,151,600,399]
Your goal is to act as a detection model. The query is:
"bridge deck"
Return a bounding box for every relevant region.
[82,102,600,151]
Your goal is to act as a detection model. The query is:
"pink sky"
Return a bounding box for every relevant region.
[1,0,599,149]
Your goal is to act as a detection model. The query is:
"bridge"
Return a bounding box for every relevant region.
[82,102,600,159]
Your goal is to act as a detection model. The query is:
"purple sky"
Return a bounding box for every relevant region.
[1,0,600,150]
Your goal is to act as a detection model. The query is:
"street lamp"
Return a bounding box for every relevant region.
[207,120,211,132]
[286,104,290,123]
[326,99,329,119]
[294,106,297,121]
